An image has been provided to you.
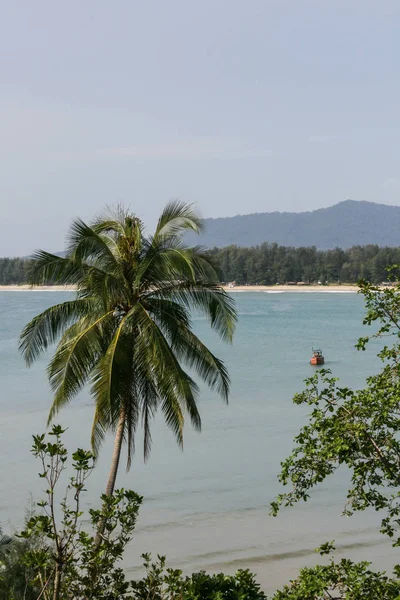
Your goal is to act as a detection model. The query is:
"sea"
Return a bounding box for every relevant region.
[0,290,395,594]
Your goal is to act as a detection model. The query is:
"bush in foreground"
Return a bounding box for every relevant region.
[2,425,400,598]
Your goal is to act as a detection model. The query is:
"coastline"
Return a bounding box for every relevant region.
[223,284,360,293]
[0,285,77,292]
[0,284,361,293]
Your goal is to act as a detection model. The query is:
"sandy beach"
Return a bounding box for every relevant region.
[223,284,360,292]
[0,284,362,293]
[0,285,78,292]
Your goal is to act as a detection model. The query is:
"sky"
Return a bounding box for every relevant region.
[1,0,400,255]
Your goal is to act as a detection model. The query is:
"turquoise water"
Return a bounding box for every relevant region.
[0,291,394,592]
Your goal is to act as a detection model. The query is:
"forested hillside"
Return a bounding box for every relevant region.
[186,200,400,249]
[2,243,400,286]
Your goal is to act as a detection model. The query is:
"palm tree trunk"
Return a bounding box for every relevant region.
[95,406,125,546]
[105,406,126,497]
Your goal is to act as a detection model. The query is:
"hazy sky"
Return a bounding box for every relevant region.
[1,1,400,255]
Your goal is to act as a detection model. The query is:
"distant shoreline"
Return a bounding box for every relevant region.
[0,283,362,293]
[223,284,360,293]
[0,285,77,292]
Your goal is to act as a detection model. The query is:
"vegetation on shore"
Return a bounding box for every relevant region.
[5,410,400,598]
[209,243,400,284]
[3,243,400,286]
[0,426,267,600]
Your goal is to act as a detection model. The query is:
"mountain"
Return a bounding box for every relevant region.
[186,200,400,250]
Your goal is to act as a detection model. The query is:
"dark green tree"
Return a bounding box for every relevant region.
[270,273,400,597]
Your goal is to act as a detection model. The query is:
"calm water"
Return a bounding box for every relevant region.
[0,291,395,592]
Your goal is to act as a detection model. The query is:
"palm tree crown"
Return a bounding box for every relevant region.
[19,202,236,491]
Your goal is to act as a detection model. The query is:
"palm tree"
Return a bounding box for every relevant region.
[19,202,236,512]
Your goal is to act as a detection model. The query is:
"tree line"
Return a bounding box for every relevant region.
[3,243,400,286]
[209,243,400,284]
[0,257,29,284]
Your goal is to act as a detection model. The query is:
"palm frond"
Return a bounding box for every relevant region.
[19,298,98,365]
[144,296,192,328]
[90,313,136,437]
[90,316,140,464]
[78,267,127,311]
[146,296,230,400]
[27,251,84,286]
[136,236,220,294]
[154,200,202,238]
[47,312,113,423]
[188,246,221,281]
[91,300,189,452]
[136,243,197,289]
[92,204,129,237]
[91,408,107,460]
[27,250,115,290]
[147,280,237,342]
[134,303,200,435]
[138,378,159,461]
[125,389,140,469]
[66,218,120,273]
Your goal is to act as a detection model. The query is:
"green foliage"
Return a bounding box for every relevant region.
[0,521,41,600]
[209,243,400,285]
[270,365,400,543]
[271,558,400,599]
[270,275,400,545]
[269,271,400,596]
[0,427,267,600]
[0,257,29,285]
[0,537,39,600]
[3,428,400,600]
[186,568,266,599]
[130,553,267,599]
[14,426,142,600]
